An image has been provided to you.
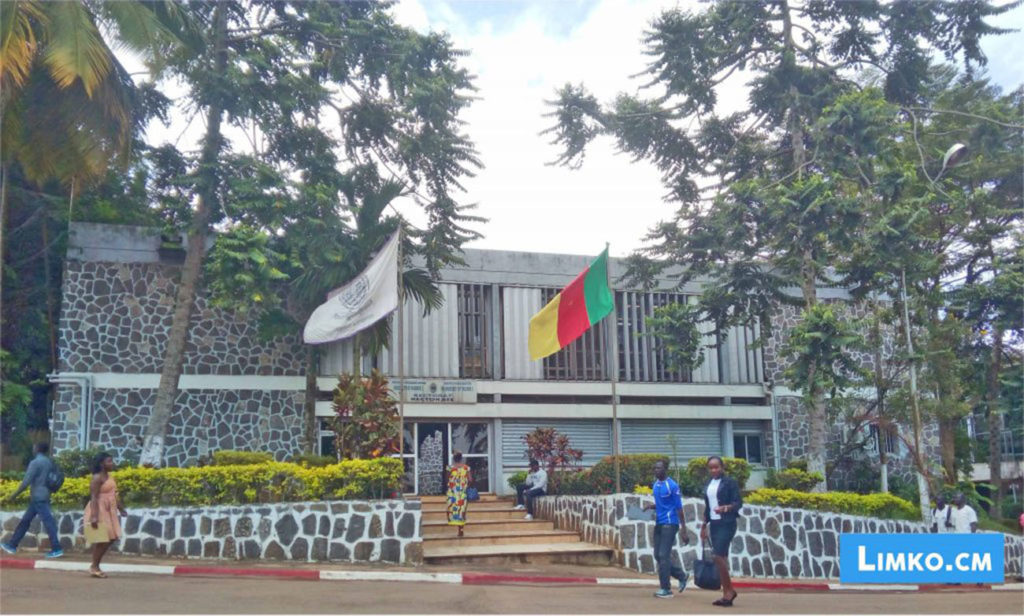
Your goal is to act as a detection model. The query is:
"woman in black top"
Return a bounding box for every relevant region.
[700,456,742,607]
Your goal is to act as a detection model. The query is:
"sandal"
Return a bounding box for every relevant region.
[89,569,107,579]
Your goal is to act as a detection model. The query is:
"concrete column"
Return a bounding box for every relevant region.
[723,420,735,457]
[490,283,502,380]
[493,417,504,495]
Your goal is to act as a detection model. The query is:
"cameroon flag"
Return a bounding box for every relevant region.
[528,248,614,360]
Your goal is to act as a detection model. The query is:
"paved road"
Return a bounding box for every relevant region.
[1,569,1021,614]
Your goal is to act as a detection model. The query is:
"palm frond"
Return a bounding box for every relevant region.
[0,0,43,92]
[41,0,111,96]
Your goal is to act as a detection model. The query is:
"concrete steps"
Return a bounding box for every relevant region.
[413,494,612,566]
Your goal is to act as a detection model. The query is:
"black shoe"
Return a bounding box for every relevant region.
[677,571,689,592]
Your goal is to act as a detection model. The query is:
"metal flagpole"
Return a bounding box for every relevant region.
[396,226,406,491]
[605,243,622,494]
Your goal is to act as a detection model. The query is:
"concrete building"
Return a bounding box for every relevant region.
[52,223,939,495]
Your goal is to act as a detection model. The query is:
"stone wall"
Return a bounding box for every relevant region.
[534,495,1024,579]
[0,500,422,565]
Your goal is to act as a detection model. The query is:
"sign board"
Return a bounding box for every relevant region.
[392,379,476,404]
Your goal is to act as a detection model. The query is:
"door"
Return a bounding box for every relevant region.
[416,422,449,496]
[450,422,490,493]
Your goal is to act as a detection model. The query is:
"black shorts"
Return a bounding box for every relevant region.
[708,519,737,557]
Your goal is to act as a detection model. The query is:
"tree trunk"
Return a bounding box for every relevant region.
[301,346,318,454]
[871,303,889,493]
[985,326,1005,519]
[938,416,957,484]
[140,6,228,467]
[41,214,58,369]
[1,165,9,319]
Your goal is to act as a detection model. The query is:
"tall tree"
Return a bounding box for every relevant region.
[543,1,1012,497]
[141,1,481,466]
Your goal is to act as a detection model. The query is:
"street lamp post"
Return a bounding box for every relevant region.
[901,143,967,519]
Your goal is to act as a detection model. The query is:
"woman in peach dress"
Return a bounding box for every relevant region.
[85,452,126,578]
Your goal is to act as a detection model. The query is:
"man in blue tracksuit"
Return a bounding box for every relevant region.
[643,459,688,598]
[1,443,64,558]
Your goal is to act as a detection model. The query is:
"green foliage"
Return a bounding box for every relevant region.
[54,447,114,478]
[206,227,290,315]
[786,459,808,472]
[589,454,669,495]
[0,458,403,510]
[782,303,865,398]
[330,371,400,460]
[686,457,752,491]
[210,450,274,466]
[747,488,920,521]
[506,471,528,492]
[644,302,706,372]
[766,468,825,492]
[289,453,337,468]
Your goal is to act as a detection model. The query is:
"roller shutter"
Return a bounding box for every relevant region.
[501,419,612,468]
[620,420,722,461]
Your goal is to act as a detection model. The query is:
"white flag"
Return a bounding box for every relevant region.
[303,231,401,345]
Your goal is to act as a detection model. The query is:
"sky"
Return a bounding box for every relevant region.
[140,0,1024,259]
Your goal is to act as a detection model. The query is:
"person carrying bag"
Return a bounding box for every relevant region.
[694,535,722,591]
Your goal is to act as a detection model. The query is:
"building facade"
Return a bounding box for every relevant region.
[51,223,935,494]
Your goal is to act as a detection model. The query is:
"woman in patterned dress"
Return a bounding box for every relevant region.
[446,452,473,537]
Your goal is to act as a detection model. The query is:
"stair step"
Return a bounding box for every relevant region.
[422,530,581,549]
[420,503,519,514]
[417,493,500,503]
[422,542,614,566]
[420,519,554,534]
[422,509,527,523]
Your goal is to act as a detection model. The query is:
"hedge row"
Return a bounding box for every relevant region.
[746,488,920,521]
[0,458,403,511]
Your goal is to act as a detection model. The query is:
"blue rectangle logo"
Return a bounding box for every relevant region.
[839,534,1004,584]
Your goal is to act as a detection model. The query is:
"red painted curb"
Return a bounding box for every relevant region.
[173,565,319,581]
[0,558,36,570]
[462,572,598,585]
[733,581,829,591]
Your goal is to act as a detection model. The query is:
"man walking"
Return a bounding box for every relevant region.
[950,493,978,534]
[643,459,688,599]
[514,459,547,521]
[1,443,64,557]
[931,495,952,533]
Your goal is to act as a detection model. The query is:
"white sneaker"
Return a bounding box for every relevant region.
[524,514,533,520]
[513,504,525,510]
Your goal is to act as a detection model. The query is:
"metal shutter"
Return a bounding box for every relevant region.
[620,420,723,461]
[501,419,612,468]
[732,420,764,433]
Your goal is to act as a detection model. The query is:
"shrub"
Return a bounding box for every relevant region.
[786,459,808,472]
[0,458,403,511]
[0,470,24,481]
[54,447,111,478]
[521,427,583,477]
[633,484,653,495]
[553,469,592,495]
[507,471,528,492]
[289,453,337,468]
[766,468,824,492]
[686,457,752,491]
[746,488,920,521]
[589,454,669,494]
[211,451,274,466]
[1001,499,1023,520]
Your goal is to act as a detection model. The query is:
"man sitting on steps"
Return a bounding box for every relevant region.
[514,459,548,520]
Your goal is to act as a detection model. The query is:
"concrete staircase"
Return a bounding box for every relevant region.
[417,493,613,565]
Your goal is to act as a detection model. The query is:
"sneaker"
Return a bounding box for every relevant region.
[44,549,64,559]
[513,504,525,510]
[524,514,533,520]
[654,589,674,599]
[0,543,15,555]
[677,571,689,593]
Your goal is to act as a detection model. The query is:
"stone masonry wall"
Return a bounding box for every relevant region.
[0,500,422,565]
[51,387,305,467]
[534,495,1024,579]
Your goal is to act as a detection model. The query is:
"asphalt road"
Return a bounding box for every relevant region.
[1,569,1021,614]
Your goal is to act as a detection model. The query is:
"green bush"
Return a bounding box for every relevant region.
[588,454,670,495]
[786,459,808,472]
[1001,499,1023,520]
[507,470,528,492]
[211,450,275,466]
[54,447,111,478]
[766,468,824,492]
[686,457,752,491]
[746,488,920,521]
[289,453,337,468]
[0,470,24,482]
[0,458,403,510]
[553,469,593,495]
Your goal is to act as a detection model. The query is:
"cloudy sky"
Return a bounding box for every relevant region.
[142,1,1024,258]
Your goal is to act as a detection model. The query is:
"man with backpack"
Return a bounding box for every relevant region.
[1,442,65,558]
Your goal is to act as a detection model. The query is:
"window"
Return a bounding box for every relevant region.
[733,433,763,464]
[869,424,898,455]
[618,291,695,383]
[318,419,336,459]
[458,284,492,378]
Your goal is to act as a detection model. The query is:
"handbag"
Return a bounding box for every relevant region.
[83,521,111,545]
[693,538,722,590]
[466,487,480,502]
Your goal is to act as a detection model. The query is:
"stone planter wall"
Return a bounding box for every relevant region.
[0,499,422,564]
[534,495,1024,579]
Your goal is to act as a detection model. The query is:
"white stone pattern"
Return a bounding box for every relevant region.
[0,500,423,564]
[417,430,445,496]
[534,495,1024,579]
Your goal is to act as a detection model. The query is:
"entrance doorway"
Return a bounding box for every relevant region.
[398,422,491,495]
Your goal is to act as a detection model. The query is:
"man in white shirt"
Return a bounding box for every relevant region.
[514,459,548,520]
[949,493,978,533]
[931,496,953,533]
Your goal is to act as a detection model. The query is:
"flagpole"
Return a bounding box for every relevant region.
[396,226,406,492]
[606,243,622,494]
